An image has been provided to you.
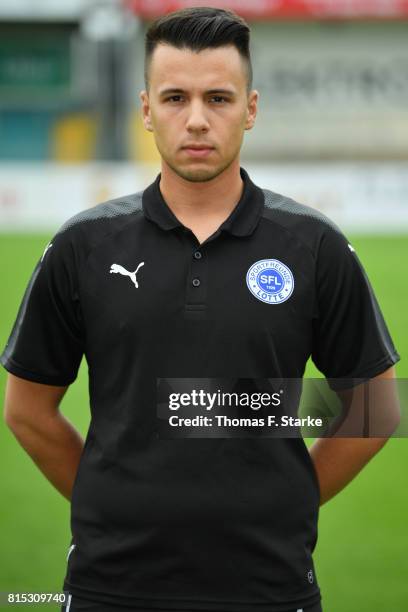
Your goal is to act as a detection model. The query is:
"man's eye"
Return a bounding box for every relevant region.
[166,95,183,102]
[210,96,227,103]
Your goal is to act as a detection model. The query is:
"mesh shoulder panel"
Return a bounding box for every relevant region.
[262,188,343,236]
[56,191,144,236]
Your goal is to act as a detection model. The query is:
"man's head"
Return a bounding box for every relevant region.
[140,7,258,183]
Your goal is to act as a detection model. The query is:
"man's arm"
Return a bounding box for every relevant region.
[3,373,84,502]
[309,366,400,506]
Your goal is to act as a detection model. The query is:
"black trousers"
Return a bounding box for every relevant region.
[62,593,323,612]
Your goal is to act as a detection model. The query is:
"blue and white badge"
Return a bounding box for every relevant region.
[246,259,294,304]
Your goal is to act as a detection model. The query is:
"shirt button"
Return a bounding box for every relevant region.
[193,251,202,259]
[192,278,201,287]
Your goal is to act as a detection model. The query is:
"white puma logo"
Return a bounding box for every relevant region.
[109,262,144,288]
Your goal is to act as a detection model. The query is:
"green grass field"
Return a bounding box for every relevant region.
[0,233,407,611]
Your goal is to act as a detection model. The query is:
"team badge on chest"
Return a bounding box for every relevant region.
[246,259,294,304]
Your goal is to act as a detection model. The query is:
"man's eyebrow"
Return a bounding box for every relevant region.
[158,88,237,97]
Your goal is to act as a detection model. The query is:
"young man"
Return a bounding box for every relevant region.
[1,7,400,612]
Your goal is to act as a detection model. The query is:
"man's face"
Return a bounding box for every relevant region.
[140,44,258,182]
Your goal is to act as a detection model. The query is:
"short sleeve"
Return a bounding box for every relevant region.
[0,229,84,386]
[311,228,400,390]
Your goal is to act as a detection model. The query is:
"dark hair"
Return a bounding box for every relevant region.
[144,6,253,92]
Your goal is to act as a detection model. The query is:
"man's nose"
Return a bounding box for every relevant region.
[185,100,210,132]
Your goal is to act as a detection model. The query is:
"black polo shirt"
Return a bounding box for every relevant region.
[1,167,400,611]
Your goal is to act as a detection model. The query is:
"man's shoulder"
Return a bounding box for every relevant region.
[56,190,144,238]
[44,190,145,267]
[260,187,342,236]
[259,187,346,256]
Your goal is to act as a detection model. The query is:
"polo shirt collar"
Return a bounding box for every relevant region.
[142,166,264,237]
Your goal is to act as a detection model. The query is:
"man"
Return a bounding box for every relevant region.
[1,7,401,612]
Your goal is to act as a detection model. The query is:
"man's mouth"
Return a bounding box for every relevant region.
[182,145,214,158]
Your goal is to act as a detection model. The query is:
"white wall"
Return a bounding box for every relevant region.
[0,162,407,234]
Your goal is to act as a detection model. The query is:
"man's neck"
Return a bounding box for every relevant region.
[158,160,244,233]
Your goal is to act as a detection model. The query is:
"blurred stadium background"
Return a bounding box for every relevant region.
[0,0,407,610]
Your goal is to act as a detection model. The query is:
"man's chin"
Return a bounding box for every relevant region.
[166,159,234,183]
[178,168,218,183]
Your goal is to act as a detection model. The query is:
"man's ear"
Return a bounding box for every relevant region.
[139,90,153,132]
[245,89,259,131]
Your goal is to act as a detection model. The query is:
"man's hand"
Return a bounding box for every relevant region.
[3,373,84,501]
[308,366,400,506]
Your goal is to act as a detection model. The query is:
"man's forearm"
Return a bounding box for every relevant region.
[309,436,389,506]
[6,412,84,501]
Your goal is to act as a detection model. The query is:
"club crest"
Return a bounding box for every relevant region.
[246,259,294,304]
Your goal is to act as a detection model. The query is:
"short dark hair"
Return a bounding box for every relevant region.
[144,6,253,92]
